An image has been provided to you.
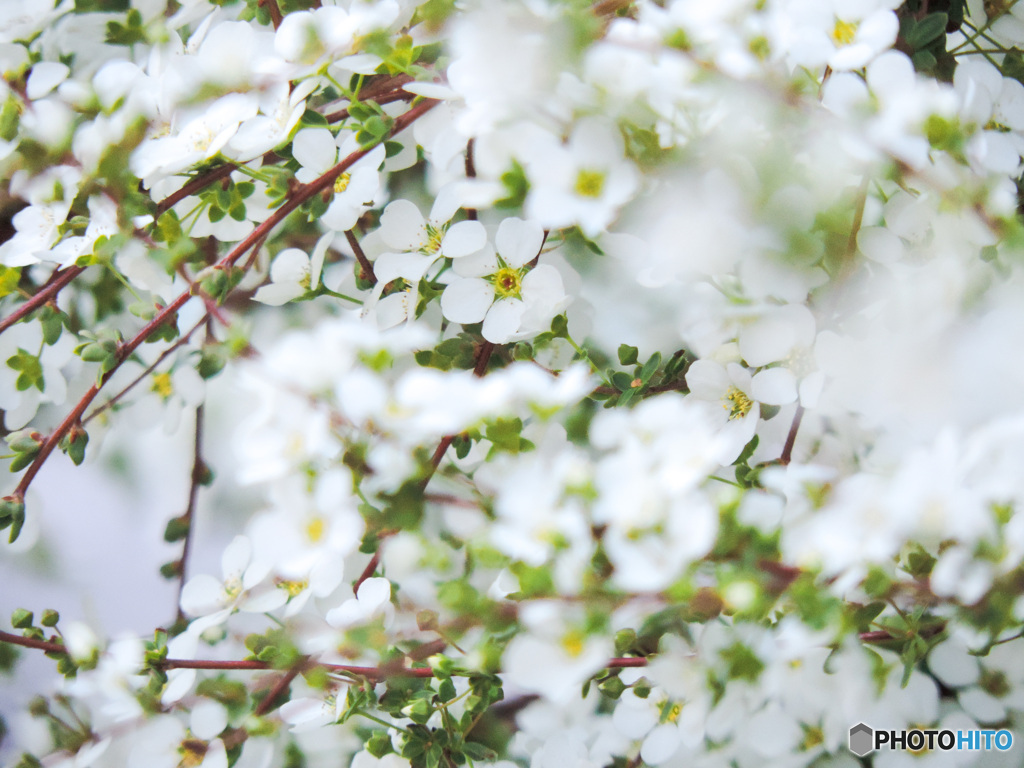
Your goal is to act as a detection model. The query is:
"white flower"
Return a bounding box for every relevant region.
[955,58,1024,175]
[253,233,331,306]
[291,127,386,231]
[373,193,487,284]
[179,535,284,622]
[326,576,395,628]
[441,217,569,343]
[770,0,901,72]
[502,602,612,704]
[685,359,792,463]
[524,118,639,237]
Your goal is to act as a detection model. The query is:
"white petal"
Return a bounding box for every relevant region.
[685,359,729,400]
[292,128,338,175]
[440,220,486,259]
[641,724,682,765]
[496,218,544,268]
[162,669,197,704]
[27,62,69,100]
[253,282,305,306]
[326,599,364,627]
[857,226,903,264]
[269,249,310,283]
[441,278,494,323]
[379,200,427,250]
[403,81,458,99]
[240,589,289,613]
[751,368,797,405]
[374,251,432,283]
[310,233,332,286]
[221,535,252,579]
[357,576,392,608]
[180,575,227,617]
[482,299,525,344]
[190,700,229,740]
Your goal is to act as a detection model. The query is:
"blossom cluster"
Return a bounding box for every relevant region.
[4,0,1024,767]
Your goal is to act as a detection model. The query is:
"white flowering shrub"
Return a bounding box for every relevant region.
[6,0,1024,766]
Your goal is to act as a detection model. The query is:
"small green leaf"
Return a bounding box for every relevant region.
[905,13,948,50]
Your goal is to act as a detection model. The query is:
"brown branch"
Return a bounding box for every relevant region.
[155,164,239,219]
[0,630,654,679]
[355,551,382,592]
[779,405,805,466]
[344,229,376,286]
[257,0,283,28]
[0,629,65,654]
[464,139,477,221]
[82,314,208,425]
[254,662,305,716]
[0,266,85,337]
[323,74,416,123]
[12,99,441,500]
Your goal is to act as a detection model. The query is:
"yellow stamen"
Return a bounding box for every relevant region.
[832,19,857,46]
[574,169,606,198]
[561,630,585,657]
[277,579,309,597]
[424,224,445,255]
[152,372,174,399]
[723,386,753,420]
[493,267,522,299]
[306,517,325,543]
[334,172,352,193]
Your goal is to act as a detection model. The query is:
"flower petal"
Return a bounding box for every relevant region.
[751,368,797,406]
[482,298,525,343]
[496,218,544,267]
[441,220,486,259]
[379,199,427,251]
[292,128,337,175]
[441,277,494,323]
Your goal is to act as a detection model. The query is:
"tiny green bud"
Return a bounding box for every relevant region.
[11,608,33,629]
[40,609,59,628]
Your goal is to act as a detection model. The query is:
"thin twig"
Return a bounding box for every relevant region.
[12,100,441,500]
[464,139,477,221]
[82,314,208,425]
[779,405,805,466]
[0,630,656,678]
[257,0,283,28]
[354,551,381,592]
[344,229,377,285]
[0,266,85,337]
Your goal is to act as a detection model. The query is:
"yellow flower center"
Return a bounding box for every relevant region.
[802,726,824,751]
[723,386,753,420]
[832,19,857,46]
[493,267,522,299]
[561,630,585,658]
[334,172,352,193]
[664,701,683,723]
[424,224,445,255]
[306,517,326,543]
[224,576,243,600]
[152,372,174,399]
[277,579,309,597]
[574,169,606,198]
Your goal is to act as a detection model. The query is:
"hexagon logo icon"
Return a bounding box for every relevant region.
[849,723,874,757]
